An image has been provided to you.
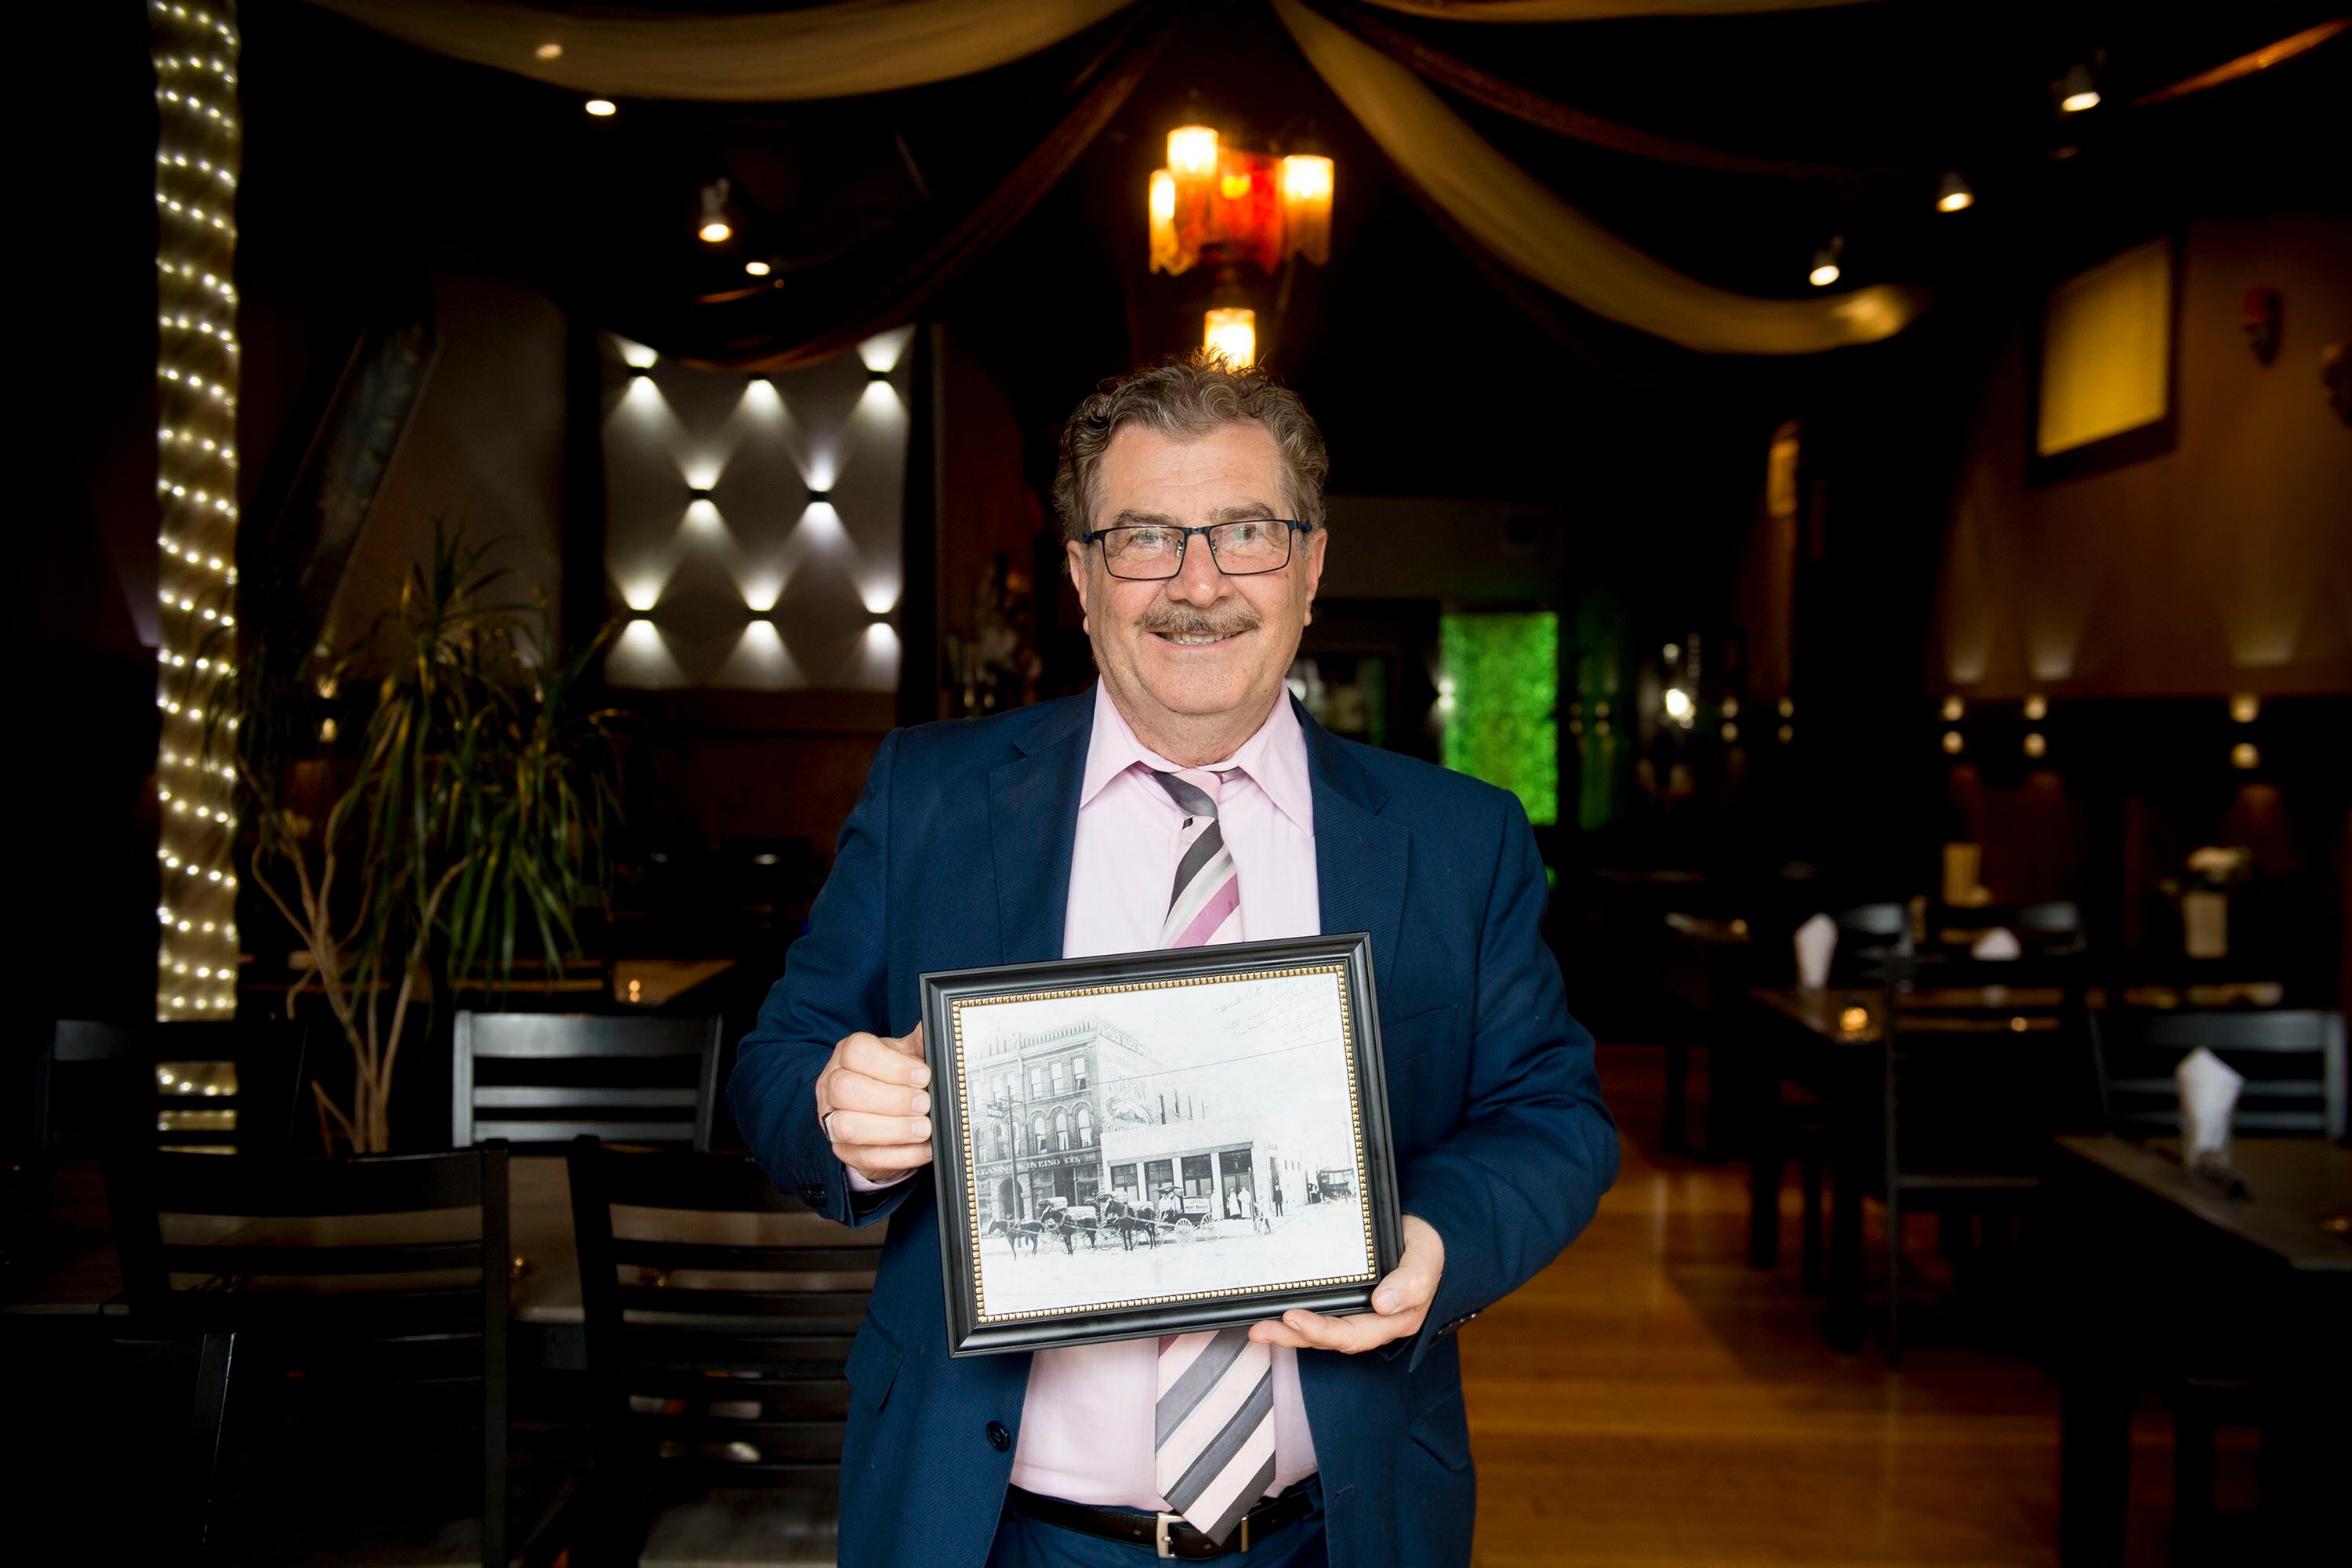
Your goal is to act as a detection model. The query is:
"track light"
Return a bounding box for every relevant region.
[2058,63,2100,113]
[1935,172,1974,212]
[698,179,733,245]
[1809,237,1843,289]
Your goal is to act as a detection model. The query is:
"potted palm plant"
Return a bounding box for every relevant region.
[205,524,624,1152]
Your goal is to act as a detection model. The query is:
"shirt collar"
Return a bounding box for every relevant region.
[1080,684,1314,836]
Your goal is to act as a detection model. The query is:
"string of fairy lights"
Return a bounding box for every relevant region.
[150,1,243,1020]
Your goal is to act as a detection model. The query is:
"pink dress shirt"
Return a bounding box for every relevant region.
[1009,686,1323,1508]
[845,687,1323,1507]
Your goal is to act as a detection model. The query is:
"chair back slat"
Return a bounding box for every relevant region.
[2089,1009,2344,1142]
[452,1012,721,1150]
[566,1138,869,1501]
[31,1019,314,1162]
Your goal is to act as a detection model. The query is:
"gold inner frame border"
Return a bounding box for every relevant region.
[950,963,1380,1324]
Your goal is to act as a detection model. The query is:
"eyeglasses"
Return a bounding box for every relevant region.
[1078,519,1312,581]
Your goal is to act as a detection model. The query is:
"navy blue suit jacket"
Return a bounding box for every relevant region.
[730,689,1617,1568]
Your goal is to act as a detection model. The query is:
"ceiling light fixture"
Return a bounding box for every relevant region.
[1935,171,1974,212]
[2058,62,2101,112]
[584,98,615,118]
[744,259,771,278]
[1809,237,1844,288]
[535,42,563,61]
[698,179,733,245]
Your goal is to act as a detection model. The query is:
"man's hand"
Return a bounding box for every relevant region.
[813,1023,934,1185]
[1248,1213,1445,1355]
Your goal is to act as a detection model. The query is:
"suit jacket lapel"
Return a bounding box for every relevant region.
[1303,700,1409,1006]
[986,689,1094,965]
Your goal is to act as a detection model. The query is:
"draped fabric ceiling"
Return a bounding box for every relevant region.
[309,0,1929,359]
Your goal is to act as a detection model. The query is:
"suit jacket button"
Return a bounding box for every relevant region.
[986,1421,1012,1452]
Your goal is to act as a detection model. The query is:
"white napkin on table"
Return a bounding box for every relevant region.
[2176,1047,2243,1167]
[1969,927,2023,961]
[1794,913,1837,989]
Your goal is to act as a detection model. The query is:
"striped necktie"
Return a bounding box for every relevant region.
[1149,767,1275,1543]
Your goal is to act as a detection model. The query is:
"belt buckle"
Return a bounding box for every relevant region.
[1156,1508,1248,1559]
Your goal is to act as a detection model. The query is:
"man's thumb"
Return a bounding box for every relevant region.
[890,1021,926,1056]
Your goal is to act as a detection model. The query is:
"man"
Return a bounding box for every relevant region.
[731,354,1617,1568]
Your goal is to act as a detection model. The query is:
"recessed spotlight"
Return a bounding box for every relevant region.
[1809,238,1843,288]
[744,260,771,278]
[2058,63,2100,113]
[585,98,615,118]
[1935,172,1974,212]
[699,180,733,245]
[535,42,563,61]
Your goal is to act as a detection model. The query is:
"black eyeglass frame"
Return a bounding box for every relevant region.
[1077,519,1316,581]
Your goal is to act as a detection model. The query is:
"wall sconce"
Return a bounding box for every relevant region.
[688,485,714,500]
[2230,693,2259,724]
[2024,693,2049,721]
[2024,731,2048,759]
[805,485,833,501]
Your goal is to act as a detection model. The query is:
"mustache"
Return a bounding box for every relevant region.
[1138,606,1260,638]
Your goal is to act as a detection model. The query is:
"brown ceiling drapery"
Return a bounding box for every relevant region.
[305,0,1140,101]
[624,3,1184,372]
[1356,0,1874,20]
[1324,1,1908,184]
[1272,0,1929,353]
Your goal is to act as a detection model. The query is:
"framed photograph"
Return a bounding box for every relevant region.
[919,932,1401,1358]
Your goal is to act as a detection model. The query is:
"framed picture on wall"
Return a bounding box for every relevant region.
[919,933,1401,1358]
[2027,234,2184,485]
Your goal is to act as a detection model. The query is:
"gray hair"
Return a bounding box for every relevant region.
[1052,352,1330,543]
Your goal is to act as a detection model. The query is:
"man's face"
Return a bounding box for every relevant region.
[1065,420,1326,746]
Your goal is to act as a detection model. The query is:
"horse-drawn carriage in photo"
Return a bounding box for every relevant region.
[983,1190,1224,1258]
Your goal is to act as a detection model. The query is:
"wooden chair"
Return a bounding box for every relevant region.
[1828,902,1910,985]
[2088,1008,2345,1142]
[452,1011,724,1150]
[1856,955,2101,1362]
[103,1142,511,1566]
[565,1137,875,1564]
[27,1019,314,1160]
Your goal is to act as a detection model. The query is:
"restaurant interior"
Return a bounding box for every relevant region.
[12,0,2349,1563]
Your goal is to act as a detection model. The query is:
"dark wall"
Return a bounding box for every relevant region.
[24,5,163,1019]
[1931,207,2352,699]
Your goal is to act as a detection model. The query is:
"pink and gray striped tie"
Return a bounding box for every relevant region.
[1149,767,1274,1542]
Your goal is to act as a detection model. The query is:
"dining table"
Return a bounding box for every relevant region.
[2,1156,593,1363]
[2050,1135,2350,1564]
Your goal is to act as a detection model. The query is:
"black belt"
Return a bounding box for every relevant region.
[1006,1481,1317,1559]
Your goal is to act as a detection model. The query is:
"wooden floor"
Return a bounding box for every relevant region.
[1460,1044,2229,1568]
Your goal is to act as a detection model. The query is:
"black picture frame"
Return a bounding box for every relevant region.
[2026,230,2185,488]
[919,932,1401,1359]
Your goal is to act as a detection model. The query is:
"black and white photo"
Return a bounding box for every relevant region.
[920,934,1402,1356]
